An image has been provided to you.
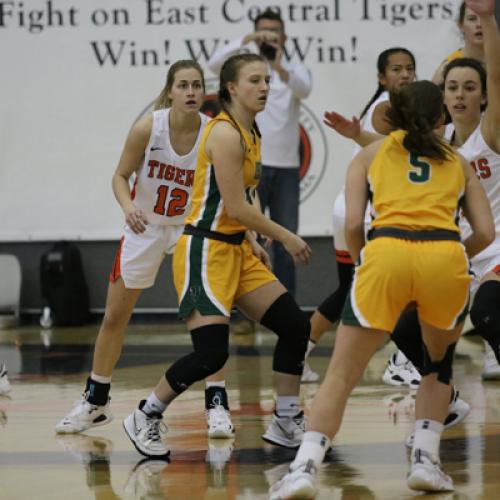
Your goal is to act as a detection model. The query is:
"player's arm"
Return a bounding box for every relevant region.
[112,114,152,233]
[206,121,311,263]
[475,0,500,152]
[371,101,395,135]
[460,154,495,257]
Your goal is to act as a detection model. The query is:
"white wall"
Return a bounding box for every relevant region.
[0,0,463,240]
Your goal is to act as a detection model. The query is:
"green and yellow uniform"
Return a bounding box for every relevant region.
[343,130,472,331]
[173,112,276,318]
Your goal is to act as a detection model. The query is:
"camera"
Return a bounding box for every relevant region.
[260,43,277,61]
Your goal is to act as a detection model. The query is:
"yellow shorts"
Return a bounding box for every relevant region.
[173,235,276,318]
[342,237,472,331]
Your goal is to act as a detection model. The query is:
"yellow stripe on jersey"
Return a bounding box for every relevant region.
[186,111,261,235]
[369,130,465,232]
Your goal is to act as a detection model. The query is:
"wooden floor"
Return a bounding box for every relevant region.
[0,323,499,500]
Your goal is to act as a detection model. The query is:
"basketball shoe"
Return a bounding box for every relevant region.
[55,395,112,433]
[269,459,317,499]
[407,449,453,492]
[382,351,421,389]
[0,364,11,395]
[123,400,169,459]
[262,411,306,449]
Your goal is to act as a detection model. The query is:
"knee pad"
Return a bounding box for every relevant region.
[260,292,310,375]
[470,281,500,341]
[391,309,425,372]
[421,342,456,385]
[165,324,229,394]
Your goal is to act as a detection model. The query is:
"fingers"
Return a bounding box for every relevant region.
[262,251,272,270]
[126,209,148,234]
[293,243,312,264]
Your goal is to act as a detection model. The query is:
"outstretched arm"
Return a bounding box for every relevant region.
[324,111,383,147]
[471,0,500,152]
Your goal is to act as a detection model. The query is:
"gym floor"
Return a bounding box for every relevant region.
[0,323,499,499]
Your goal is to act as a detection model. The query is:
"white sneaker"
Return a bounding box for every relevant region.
[382,352,421,389]
[0,364,11,395]
[269,459,317,500]
[55,397,113,434]
[482,341,500,381]
[407,449,453,492]
[405,388,470,448]
[301,362,320,383]
[262,411,306,449]
[207,405,235,439]
[123,400,169,458]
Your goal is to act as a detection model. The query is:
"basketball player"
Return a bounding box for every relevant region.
[305,48,419,386]
[270,79,494,497]
[55,60,234,439]
[122,54,312,459]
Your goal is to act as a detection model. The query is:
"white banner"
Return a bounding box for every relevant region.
[0,0,462,240]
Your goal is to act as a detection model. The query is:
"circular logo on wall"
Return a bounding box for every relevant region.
[136,77,328,203]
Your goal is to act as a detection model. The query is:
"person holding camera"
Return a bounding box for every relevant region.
[207,9,312,310]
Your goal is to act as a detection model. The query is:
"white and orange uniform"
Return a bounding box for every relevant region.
[446,122,500,296]
[332,91,389,264]
[110,109,209,288]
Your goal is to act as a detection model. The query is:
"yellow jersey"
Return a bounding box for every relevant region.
[369,130,465,232]
[445,48,464,62]
[186,111,261,234]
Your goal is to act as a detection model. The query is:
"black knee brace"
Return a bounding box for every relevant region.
[165,324,229,394]
[317,261,354,324]
[391,309,425,372]
[421,342,456,384]
[260,292,310,375]
[470,280,500,364]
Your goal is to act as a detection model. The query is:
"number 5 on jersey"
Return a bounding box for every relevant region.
[408,153,431,184]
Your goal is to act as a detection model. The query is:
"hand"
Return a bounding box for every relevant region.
[282,233,312,264]
[465,0,494,16]
[247,30,280,46]
[324,111,361,139]
[249,238,272,270]
[125,207,148,234]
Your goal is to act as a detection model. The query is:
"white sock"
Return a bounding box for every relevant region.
[276,396,300,417]
[395,350,408,365]
[142,392,167,415]
[305,340,316,359]
[413,419,443,460]
[90,372,112,384]
[292,431,331,469]
[206,380,226,388]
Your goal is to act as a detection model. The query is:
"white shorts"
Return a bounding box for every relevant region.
[332,189,371,264]
[470,248,500,299]
[110,223,184,289]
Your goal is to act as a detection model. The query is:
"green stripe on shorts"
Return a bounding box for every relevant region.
[178,235,224,318]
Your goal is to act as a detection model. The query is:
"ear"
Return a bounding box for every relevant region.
[378,72,387,88]
[227,81,237,97]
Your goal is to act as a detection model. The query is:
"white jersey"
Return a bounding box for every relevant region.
[351,90,389,158]
[333,90,389,251]
[445,122,500,263]
[132,109,209,226]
